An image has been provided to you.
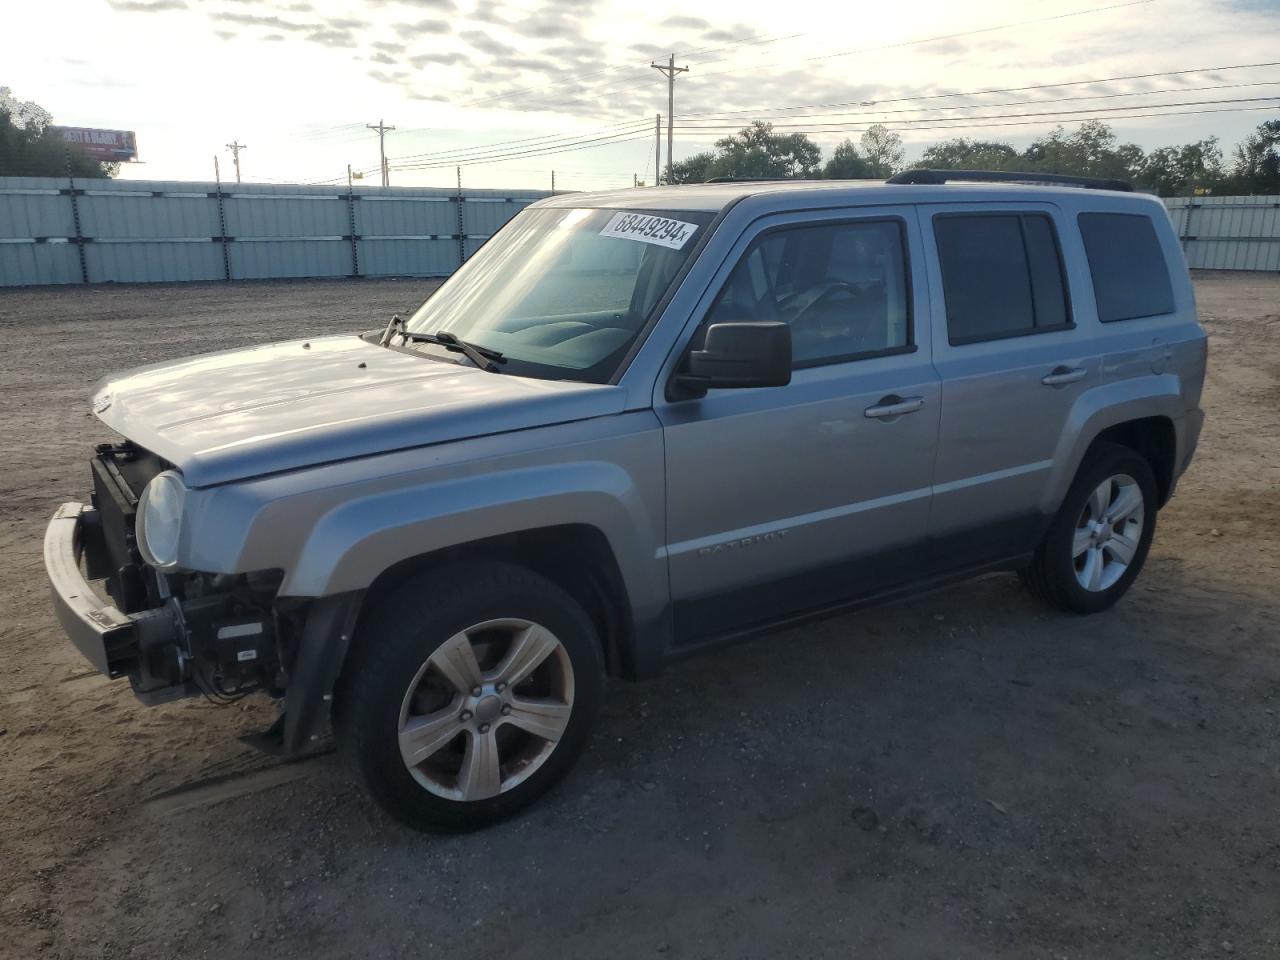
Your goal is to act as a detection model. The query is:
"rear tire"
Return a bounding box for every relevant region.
[337,561,604,832]
[1020,442,1157,614]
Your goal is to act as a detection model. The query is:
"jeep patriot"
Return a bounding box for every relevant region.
[44,171,1206,829]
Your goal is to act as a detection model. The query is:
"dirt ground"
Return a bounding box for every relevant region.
[0,272,1277,960]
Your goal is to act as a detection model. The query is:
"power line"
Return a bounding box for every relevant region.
[678,80,1280,126]
[390,119,652,165]
[389,124,653,169]
[391,131,655,172]
[673,93,1280,133]
[672,101,1280,142]
[676,59,1280,121]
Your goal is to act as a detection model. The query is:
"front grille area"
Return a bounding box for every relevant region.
[88,441,168,613]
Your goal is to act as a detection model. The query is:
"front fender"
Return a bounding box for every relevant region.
[1041,373,1185,515]
[280,460,667,622]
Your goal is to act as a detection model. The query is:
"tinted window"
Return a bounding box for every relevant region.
[934,214,1071,343]
[1078,213,1175,322]
[704,219,910,367]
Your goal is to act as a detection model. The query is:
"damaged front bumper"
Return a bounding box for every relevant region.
[44,502,179,686]
[44,500,362,755]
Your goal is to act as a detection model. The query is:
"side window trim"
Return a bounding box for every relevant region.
[702,214,918,371]
[933,210,1075,347]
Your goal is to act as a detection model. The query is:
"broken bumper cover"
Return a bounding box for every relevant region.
[43,502,175,678]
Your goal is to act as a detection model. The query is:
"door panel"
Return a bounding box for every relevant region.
[920,203,1098,564]
[656,206,940,643]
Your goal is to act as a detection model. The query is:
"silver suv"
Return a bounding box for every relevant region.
[44,171,1206,830]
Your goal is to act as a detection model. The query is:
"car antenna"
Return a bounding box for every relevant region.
[379,314,404,347]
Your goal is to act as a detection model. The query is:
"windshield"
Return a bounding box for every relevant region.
[404,207,714,382]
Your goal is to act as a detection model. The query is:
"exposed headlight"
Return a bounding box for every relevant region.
[137,470,187,569]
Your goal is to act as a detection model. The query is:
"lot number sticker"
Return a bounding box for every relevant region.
[600,212,698,250]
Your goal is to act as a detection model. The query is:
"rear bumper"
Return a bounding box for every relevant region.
[44,502,174,678]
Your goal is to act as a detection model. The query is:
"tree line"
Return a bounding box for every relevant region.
[668,117,1280,196]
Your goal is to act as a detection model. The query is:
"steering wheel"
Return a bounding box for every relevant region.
[787,280,860,334]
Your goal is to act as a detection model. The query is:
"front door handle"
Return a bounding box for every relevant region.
[1042,365,1087,386]
[864,395,925,419]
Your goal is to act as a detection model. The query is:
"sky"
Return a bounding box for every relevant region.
[3,0,1279,191]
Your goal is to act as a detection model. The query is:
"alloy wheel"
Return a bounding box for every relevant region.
[397,618,575,801]
[1072,472,1145,592]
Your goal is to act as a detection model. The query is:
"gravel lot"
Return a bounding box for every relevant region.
[1,272,1278,960]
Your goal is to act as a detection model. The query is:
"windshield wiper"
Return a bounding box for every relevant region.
[380,316,506,372]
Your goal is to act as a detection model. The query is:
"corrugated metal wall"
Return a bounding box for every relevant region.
[1164,195,1280,272]
[0,176,554,287]
[4,178,1277,286]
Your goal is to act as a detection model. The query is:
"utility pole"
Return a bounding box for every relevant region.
[225,140,247,183]
[366,118,396,187]
[650,55,687,185]
[654,114,661,185]
[551,170,555,193]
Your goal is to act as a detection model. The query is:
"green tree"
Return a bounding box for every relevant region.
[822,138,873,179]
[0,87,117,178]
[667,150,717,185]
[918,137,1019,171]
[667,121,822,183]
[712,121,822,179]
[1022,121,1144,181]
[1228,119,1280,194]
[1137,138,1224,196]
[859,123,904,177]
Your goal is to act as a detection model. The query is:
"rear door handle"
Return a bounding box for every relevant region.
[864,395,925,419]
[1041,365,1087,386]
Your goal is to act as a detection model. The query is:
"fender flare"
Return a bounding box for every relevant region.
[1041,373,1184,515]
[278,461,667,623]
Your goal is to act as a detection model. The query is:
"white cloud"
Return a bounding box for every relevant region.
[0,0,1276,191]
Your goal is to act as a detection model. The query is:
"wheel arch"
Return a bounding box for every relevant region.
[351,524,640,680]
[1044,376,1185,516]
[1088,416,1177,506]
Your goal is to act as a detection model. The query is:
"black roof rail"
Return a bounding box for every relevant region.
[886,168,1134,192]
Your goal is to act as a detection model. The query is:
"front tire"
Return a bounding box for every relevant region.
[1020,442,1158,614]
[338,561,604,832]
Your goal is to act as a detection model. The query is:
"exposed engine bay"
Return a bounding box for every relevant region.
[85,441,287,705]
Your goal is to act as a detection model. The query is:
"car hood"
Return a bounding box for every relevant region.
[91,335,626,487]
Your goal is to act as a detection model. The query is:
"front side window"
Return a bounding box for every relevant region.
[934,213,1071,344]
[1078,213,1175,322]
[702,219,911,367]
[405,207,713,382]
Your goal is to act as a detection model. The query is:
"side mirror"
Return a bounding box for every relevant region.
[678,322,792,396]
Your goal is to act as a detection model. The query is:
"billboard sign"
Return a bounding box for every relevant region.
[50,126,138,163]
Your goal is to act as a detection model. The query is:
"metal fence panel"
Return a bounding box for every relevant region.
[21,183,1279,282]
[358,238,459,278]
[0,176,556,286]
[1164,196,1280,272]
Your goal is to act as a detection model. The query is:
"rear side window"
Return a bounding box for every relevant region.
[1078,213,1175,322]
[934,214,1071,344]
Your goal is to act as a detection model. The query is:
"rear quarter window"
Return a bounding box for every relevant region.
[1078,213,1175,322]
